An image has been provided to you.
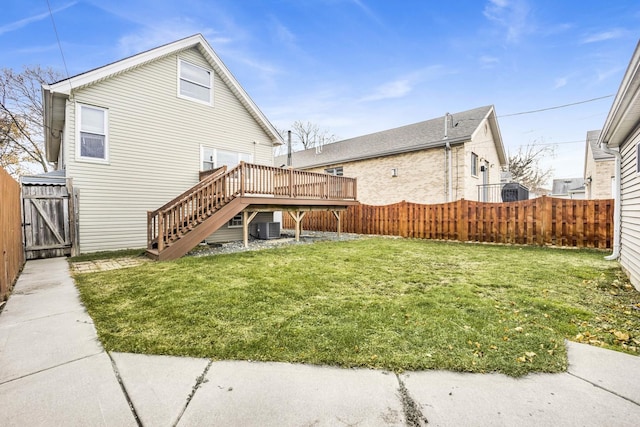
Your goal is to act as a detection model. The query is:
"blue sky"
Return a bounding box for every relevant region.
[2,0,639,183]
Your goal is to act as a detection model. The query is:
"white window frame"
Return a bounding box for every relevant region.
[471,152,479,177]
[200,146,253,171]
[228,213,243,228]
[325,166,344,176]
[76,103,109,164]
[178,58,213,105]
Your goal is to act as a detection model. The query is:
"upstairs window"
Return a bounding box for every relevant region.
[78,104,108,162]
[201,147,252,171]
[325,166,343,176]
[471,152,478,176]
[179,59,212,104]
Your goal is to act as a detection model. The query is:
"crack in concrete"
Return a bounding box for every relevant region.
[396,374,428,426]
[172,359,213,427]
[0,351,104,386]
[107,351,143,427]
[567,372,640,407]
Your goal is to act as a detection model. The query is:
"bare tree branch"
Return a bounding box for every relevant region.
[507,143,555,193]
[0,66,63,175]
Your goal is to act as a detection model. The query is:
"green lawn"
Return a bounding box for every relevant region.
[74,238,640,377]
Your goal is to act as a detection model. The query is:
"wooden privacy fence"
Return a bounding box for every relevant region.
[284,196,614,249]
[1,168,24,300]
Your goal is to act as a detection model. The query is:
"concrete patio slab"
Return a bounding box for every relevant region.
[400,370,640,427]
[111,352,211,427]
[567,340,640,405]
[179,361,405,426]
[0,352,136,427]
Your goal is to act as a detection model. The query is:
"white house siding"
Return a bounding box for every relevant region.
[619,129,640,290]
[584,147,615,200]
[463,119,502,201]
[205,212,274,244]
[64,47,274,253]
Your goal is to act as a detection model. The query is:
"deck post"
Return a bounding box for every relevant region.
[332,210,341,237]
[158,212,164,252]
[243,211,259,248]
[288,210,307,242]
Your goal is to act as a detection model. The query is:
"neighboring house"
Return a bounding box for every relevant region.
[597,39,640,290]
[276,105,507,205]
[550,178,586,199]
[583,129,615,199]
[42,34,284,254]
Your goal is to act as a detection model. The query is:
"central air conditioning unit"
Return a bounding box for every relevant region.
[256,222,281,240]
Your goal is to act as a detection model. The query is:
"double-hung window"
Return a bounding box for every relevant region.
[78,104,108,162]
[179,59,212,104]
[471,152,479,177]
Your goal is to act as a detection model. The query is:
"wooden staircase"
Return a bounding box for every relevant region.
[146,162,358,261]
[146,165,245,261]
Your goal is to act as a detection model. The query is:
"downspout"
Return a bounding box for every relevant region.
[599,142,621,260]
[444,113,452,202]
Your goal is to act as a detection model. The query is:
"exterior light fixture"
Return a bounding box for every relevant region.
[391,168,398,177]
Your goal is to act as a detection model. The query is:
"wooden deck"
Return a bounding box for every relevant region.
[146,162,358,260]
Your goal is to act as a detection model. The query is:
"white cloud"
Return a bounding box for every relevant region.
[479,55,500,68]
[0,1,76,35]
[483,0,531,42]
[359,66,448,102]
[553,77,568,89]
[582,29,625,44]
[360,79,412,102]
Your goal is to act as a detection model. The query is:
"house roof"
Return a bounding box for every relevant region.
[275,105,506,169]
[551,178,585,196]
[42,34,283,163]
[586,129,614,160]
[21,169,66,185]
[599,40,640,149]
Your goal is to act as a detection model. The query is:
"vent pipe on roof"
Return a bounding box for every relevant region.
[443,112,450,139]
[287,130,292,167]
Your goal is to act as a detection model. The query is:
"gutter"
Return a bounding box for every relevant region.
[599,141,621,260]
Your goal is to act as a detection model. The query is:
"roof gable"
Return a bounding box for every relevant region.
[277,105,506,169]
[43,34,283,162]
[599,40,640,148]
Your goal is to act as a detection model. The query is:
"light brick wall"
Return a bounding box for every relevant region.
[308,145,466,205]
[585,149,615,199]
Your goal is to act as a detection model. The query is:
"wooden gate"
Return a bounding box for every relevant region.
[22,179,76,260]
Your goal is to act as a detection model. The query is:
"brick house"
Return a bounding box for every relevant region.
[583,129,615,199]
[276,105,507,205]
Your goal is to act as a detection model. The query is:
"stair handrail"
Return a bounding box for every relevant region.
[149,165,229,218]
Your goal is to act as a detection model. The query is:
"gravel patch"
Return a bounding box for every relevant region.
[187,230,363,257]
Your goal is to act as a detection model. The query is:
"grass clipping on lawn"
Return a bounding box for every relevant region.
[74,238,640,377]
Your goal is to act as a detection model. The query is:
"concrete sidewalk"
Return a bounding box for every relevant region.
[1,258,639,426]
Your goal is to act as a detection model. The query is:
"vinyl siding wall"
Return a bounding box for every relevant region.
[205,212,274,243]
[619,128,640,290]
[64,47,274,253]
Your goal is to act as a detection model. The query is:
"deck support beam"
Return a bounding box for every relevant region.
[332,210,341,237]
[288,210,307,242]
[243,211,259,248]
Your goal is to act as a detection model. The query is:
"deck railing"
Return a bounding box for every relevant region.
[147,162,357,252]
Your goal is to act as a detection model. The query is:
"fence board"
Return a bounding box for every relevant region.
[1,168,24,300]
[282,196,614,250]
